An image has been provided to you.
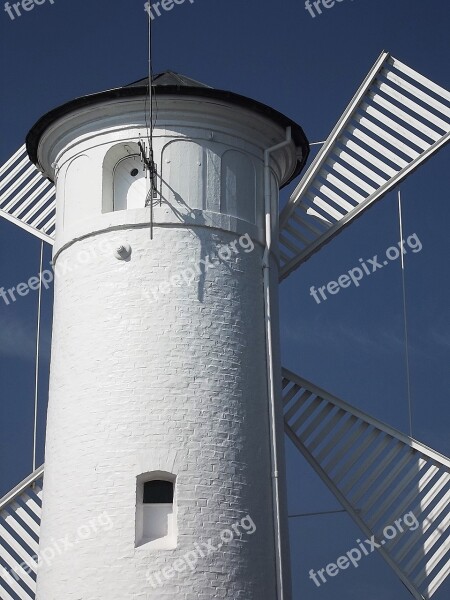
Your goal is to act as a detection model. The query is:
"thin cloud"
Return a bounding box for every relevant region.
[282,316,401,354]
[282,314,434,360]
[0,313,50,361]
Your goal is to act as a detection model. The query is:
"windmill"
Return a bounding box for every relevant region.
[0,50,449,600]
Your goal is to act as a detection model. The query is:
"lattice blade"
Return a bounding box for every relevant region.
[282,368,450,600]
[279,52,450,279]
[0,146,55,244]
[0,467,43,600]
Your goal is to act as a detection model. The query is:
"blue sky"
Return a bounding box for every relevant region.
[0,0,449,598]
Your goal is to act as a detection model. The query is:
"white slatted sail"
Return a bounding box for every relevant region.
[282,368,450,600]
[0,466,43,600]
[279,52,450,280]
[0,146,55,245]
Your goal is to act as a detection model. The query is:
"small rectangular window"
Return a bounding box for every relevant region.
[136,475,177,549]
[143,480,174,504]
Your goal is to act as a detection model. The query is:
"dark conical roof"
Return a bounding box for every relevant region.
[125,71,213,89]
[26,71,309,184]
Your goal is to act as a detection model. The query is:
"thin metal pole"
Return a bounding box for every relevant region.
[398,191,413,437]
[289,509,348,518]
[33,241,44,472]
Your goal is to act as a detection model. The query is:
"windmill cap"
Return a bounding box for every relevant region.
[26,70,310,186]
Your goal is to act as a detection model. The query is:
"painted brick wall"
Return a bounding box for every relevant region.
[37,225,286,600]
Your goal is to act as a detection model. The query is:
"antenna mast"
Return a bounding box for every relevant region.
[142,2,158,218]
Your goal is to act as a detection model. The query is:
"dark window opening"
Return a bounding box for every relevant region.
[130,168,139,177]
[143,480,174,504]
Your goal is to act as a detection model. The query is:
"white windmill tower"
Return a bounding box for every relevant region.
[0,51,449,600]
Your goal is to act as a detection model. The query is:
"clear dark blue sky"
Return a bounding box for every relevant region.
[0,1,449,599]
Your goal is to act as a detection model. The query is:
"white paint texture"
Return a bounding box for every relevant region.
[35,94,299,599]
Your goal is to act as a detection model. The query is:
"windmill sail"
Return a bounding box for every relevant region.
[279,51,450,280]
[283,368,450,600]
[0,466,43,600]
[0,145,55,245]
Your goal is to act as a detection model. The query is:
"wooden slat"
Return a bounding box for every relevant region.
[7,501,39,536]
[0,169,41,205]
[414,534,450,587]
[315,415,359,463]
[319,170,366,203]
[349,443,404,505]
[340,136,398,177]
[382,69,450,120]
[369,90,442,141]
[0,523,37,572]
[284,390,313,423]
[333,428,380,484]
[0,580,17,600]
[42,214,56,234]
[0,157,30,191]
[307,409,346,453]
[299,402,335,443]
[332,146,388,186]
[354,114,420,159]
[3,178,47,214]
[30,198,56,228]
[390,56,450,103]
[282,383,301,407]
[378,81,449,132]
[279,233,303,256]
[291,396,325,433]
[362,102,430,150]
[291,209,324,236]
[341,434,393,494]
[285,222,311,246]
[406,511,450,573]
[310,183,356,213]
[1,513,39,554]
[325,157,377,194]
[368,459,427,526]
[323,421,370,472]
[0,146,27,177]
[305,192,345,221]
[392,476,450,562]
[16,186,54,221]
[0,544,36,593]
[348,125,409,167]
[427,555,450,598]
[0,569,33,600]
[18,494,41,520]
[384,466,440,550]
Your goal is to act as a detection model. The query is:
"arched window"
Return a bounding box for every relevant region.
[220,150,256,223]
[136,473,176,549]
[102,143,147,213]
[113,155,147,211]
